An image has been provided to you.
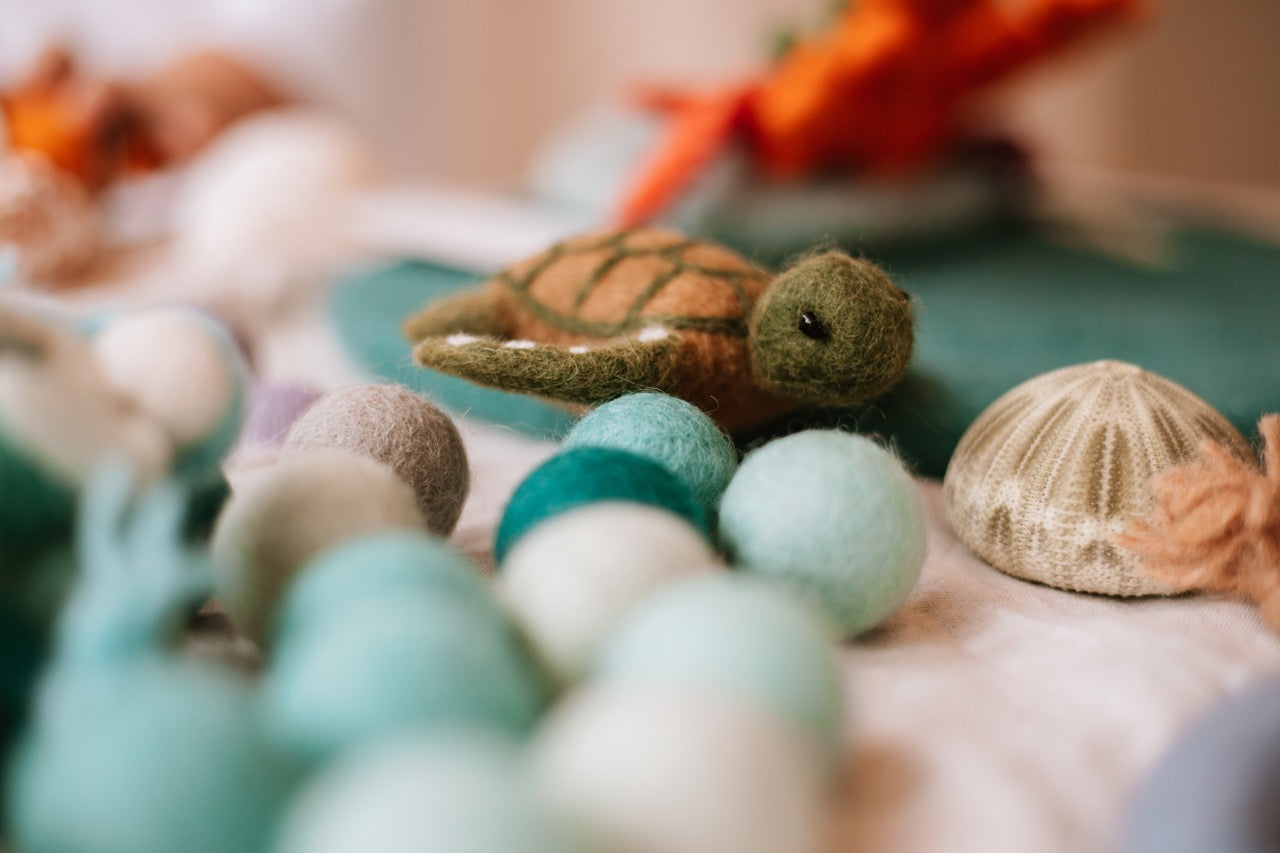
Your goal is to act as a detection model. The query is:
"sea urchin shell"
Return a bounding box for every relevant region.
[943,360,1250,596]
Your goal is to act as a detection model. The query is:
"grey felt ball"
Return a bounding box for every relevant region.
[211,449,427,645]
[284,384,469,536]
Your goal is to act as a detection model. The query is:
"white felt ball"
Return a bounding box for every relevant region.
[530,685,826,853]
[277,731,591,853]
[211,449,426,645]
[0,303,171,484]
[718,430,926,637]
[91,308,248,473]
[500,502,719,683]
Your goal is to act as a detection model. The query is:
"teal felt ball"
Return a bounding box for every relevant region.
[8,661,301,853]
[563,392,737,514]
[718,430,925,637]
[265,592,549,763]
[277,730,591,853]
[494,447,710,564]
[595,574,843,756]
[273,530,498,644]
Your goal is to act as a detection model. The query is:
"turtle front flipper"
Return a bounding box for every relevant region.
[403,288,510,342]
[412,328,683,405]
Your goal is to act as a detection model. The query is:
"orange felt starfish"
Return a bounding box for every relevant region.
[1117,415,1280,627]
[618,0,1148,226]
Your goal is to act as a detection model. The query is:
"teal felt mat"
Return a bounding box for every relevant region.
[332,228,1280,476]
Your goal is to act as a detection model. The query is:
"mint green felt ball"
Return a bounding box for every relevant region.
[718,431,925,637]
[595,574,843,756]
[564,393,737,514]
[272,531,498,644]
[8,660,302,853]
[277,729,592,853]
[494,447,709,564]
[265,594,549,763]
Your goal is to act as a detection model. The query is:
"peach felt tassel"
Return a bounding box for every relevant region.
[1117,415,1280,627]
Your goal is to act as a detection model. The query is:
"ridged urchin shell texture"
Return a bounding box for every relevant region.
[943,360,1251,596]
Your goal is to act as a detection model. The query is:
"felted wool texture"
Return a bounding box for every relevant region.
[210,449,427,646]
[275,531,499,644]
[944,361,1251,597]
[494,446,711,564]
[277,732,592,853]
[594,574,843,758]
[500,503,719,684]
[529,685,825,853]
[1117,414,1280,625]
[284,383,469,536]
[11,659,302,853]
[563,392,737,513]
[0,428,76,563]
[719,430,926,637]
[748,251,913,405]
[264,591,549,763]
[407,228,801,434]
[90,307,250,481]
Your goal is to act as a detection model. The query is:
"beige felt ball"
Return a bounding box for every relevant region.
[500,502,720,684]
[91,308,244,453]
[530,685,826,853]
[284,383,469,536]
[211,449,426,645]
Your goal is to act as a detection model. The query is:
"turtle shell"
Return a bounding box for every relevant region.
[491,229,772,346]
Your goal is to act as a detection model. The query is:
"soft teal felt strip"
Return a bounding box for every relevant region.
[331,260,577,439]
[333,228,1280,476]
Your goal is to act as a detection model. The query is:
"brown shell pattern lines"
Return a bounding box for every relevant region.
[494,229,772,346]
[943,360,1251,596]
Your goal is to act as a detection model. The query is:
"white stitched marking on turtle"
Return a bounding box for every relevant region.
[446,333,480,346]
[638,326,670,342]
[505,340,537,350]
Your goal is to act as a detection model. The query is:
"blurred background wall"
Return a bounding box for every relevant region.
[2,0,1277,192]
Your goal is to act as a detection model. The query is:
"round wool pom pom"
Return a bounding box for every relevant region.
[277,731,590,853]
[596,574,843,756]
[494,447,709,564]
[718,430,925,637]
[265,592,548,763]
[91,307,249,480]
[284,383,469,536]
[210,449,426,645]
[275,531,497,642]
[9,660,301,853]
[564,392,737,513]
[501,503,719,683]
[530,686,825,853]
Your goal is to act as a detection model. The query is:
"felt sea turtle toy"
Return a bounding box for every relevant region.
[404,229,914,433]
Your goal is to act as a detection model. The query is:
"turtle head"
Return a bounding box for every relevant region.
[748,252,913,404]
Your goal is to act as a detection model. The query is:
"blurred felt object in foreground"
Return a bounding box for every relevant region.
[620,0,1148,225]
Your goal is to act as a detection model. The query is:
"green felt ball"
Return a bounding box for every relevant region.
[273,531,498,644]
[564,392,737,514]
[718,430,925,637]
[0,429,76,565]
[494,447,710,564]
[8,660,302,853]
[277,730,591,853]
[595,574,843,756]
[265,593,549,764]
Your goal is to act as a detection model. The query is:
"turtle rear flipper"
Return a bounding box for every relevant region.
[412,328,682,405]
[403,289,509,342]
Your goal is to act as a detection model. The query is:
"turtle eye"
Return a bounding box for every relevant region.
[797,311,829,342]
